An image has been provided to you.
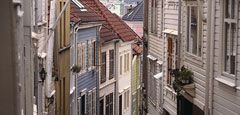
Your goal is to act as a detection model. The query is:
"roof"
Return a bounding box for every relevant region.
[70,2,104,23]
[75,0,139,42]
[132,43,143,54]
[122,1,143,21]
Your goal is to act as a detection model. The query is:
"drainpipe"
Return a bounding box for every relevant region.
[142,0,149,114]
[209,0,215,115]
[176,0,182,115]
[73,23,79,115]
[96,25,102,115]
[114,40,120,115]
[177,0,181,69]
[205,0,213,114]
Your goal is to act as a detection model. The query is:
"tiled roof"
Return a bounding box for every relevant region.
[70,2,104,23]
[78,0,139,42]
[122,1,143,21]
[132,43,143,54]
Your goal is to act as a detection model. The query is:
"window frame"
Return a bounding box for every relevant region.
[221,0,238,77]
[105,93,114,115]
[186,1,203,57]
[101,52,107,84]
[109,49,114,80]
[150,0,158,34]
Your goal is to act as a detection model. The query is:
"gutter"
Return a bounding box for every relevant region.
[205,0,213,114]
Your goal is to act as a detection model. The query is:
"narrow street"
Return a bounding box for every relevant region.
[1,0,240,115]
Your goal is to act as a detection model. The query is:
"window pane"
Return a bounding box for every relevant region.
[120,56,122,75]
[109,50,114,79]
[101,52,106,83]
[191,6,198,55]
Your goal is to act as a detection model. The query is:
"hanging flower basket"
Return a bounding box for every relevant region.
[71,65,81,73]
[179,66,193,85]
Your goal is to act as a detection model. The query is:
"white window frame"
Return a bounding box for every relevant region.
[186,1,203,57]
[216,0,239,87]
[150,0,158,35]
[222,0,238,77]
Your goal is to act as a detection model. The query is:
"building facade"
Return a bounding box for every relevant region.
[55,0,71,115]
[211,0,240,114]
[145,0,240,115]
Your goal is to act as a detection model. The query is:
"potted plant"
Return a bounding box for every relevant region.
[179,66,193,84]
[71,65,81,73]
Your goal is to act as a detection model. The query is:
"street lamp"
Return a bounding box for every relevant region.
[39,68,47,83]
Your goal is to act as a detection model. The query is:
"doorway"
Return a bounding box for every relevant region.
[119,95,122,115]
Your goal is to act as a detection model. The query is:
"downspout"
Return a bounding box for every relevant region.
[73,22,80,115]
[176,0,182,114]
[160,0,164,110]
[142,0,149,114]
[177,0,181,68]
[209,0,215,114]
[96,25,102,115]
[114,40,120,115]
[205,0,213,114]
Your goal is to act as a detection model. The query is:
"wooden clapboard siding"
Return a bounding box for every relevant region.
[212,0,240,114]
[147,0,164,114]
[180,0,208,110]
[161,0,179,115]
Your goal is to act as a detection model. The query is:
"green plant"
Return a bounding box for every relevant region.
[179,66,193,84]
[71,65,81,73]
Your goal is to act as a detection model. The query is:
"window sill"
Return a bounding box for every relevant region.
[237,87,240,91]
[215,77,236,87]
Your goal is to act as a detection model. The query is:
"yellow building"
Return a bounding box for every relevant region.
[54,0,71,115]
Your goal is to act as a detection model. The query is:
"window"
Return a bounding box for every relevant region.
[120,56,122,75]
[105,93,114,115]
[101,52,106,83]
[223,0,238,75]
[119,95,122,115]
[59,1,68,48]
[109,50,114,79]
[92,41,96,66]
[88,92,92,115]
[126,53,129,71]
[124,90,130,109]
[92,90,96,115]
[124,54,127,72]
[88,40,93,68]
[186,2,202,56]
[100,98,104,115]
[77,42,87,71]
[151,0,157,34]
[80,94,86,115]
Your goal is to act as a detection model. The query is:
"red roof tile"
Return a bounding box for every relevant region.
[78,0,140,42]
[70,2,104,23]
[132,43,143,54]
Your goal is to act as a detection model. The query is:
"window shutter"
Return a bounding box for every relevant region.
[101,52,106,83]
[120,56,122,75]
[92,41,96,66]
[109,50,114,79]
